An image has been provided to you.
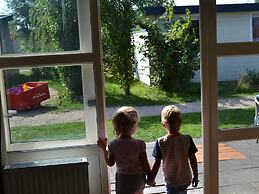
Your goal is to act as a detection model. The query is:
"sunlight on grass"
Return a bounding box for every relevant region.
[108,108,254,142]
[11,108,255,143]
[11,122,85,143]
[105,81,200,107]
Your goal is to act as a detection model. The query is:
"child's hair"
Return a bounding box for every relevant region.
[112,106,139,137]
[161,105,182,130]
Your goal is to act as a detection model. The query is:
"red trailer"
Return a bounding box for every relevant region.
[6,82,50,111]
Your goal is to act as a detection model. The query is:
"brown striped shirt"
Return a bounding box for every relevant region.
[152,134,198,187]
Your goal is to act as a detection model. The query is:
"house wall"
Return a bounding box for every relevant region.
[192,12,259,82]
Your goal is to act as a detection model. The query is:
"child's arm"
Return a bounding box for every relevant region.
[97,138,115,166]
[139,151,151,175]
[189,154,198,187]
[147,158,161,185]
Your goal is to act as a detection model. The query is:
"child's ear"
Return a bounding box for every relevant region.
[162,122,168,128]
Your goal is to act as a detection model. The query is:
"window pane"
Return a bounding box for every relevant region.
[253,17,259,41]
[1,0,82,54]
[215,3,257,43]
[219,140,259,194]
[3,65,86,143]
[217,55,259,130]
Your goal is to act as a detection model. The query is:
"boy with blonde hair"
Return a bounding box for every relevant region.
[147,105,198,194]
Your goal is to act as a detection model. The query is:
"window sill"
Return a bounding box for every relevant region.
[6,139,97,152]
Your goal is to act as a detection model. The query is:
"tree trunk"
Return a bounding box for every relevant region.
[124,84,131,96]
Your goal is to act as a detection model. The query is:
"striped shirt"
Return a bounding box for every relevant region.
[108,138,146,174]
[152,134,198,187]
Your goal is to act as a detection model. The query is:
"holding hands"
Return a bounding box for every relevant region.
[146,177,156,187]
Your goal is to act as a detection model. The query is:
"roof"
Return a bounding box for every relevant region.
[174,3,259,14]
[0,15,12,21]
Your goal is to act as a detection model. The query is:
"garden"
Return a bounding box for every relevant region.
[4,0,259,143]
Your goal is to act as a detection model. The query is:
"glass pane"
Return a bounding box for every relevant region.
[216,2,257,43]
[219,140,259,194]
[217,55,259,130]
[1,0,81,54]
[3,65,86,143]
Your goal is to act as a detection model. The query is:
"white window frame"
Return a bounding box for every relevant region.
[0,0,107,152]
[200,0,259,193]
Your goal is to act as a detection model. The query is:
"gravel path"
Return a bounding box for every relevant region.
[9,95,255,127]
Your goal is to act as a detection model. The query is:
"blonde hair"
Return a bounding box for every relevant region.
[161,105,182,128]
[112,106,139,137]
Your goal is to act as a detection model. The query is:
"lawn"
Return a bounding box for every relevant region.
[11,108,255,143]
[8,70,258,109]
[105,81,258,107]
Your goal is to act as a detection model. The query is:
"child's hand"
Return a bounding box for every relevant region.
[146,180,156,187]
[146,177,156,187]
[97,138,108,150]
[192,176,198,187]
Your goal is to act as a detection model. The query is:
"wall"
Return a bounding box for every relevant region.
[133,30,151,85]
[0,128,108,194]
[192,12,259,82]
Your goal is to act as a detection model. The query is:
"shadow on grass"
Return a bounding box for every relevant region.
[106,93,170,106]
[16,106,58,117]
[106,82,201,107]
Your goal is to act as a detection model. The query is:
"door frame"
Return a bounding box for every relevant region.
[200,0,259,193]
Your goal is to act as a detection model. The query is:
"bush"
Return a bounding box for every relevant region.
[236,69,259,92]
[140,8,199,92]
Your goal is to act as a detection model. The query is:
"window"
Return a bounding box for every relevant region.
[4,65,86,144]
[0,0,105,151]
[253,17,259,41]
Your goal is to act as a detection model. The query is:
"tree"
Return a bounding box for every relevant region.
[6,0,34,51]
[101,0,166,95]
[8,0,168,98]
[140,2,199,92]
[101,0,137,95]
[7,0,81,101]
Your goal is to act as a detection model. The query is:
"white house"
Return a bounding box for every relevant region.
[175,3,259,82]
[136,3,259,84]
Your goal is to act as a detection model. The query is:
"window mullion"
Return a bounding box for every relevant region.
[0,52,94,69]
[217,41,259,56]
[200,0,219,193]
[218,127,259,142]
[0,70,11,151]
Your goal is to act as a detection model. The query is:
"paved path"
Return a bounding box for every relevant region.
[108,95,255,118]
[9,95,255,127]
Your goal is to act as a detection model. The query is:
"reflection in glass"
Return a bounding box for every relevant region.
[217,55,259,130]
[1,0,79,55]
[4,65,85,143]
[219,140,259,194]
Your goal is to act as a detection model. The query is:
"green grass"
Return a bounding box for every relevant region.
[106,81,259,107]
[105,81,201,107]
[8,70,258,110]
[218,81,258,98]
[11,108,255,143]
[11,122,85,143]
[42,79,83,112]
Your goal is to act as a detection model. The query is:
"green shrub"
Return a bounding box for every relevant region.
[140,8,199,92]
[236,69,259,92]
